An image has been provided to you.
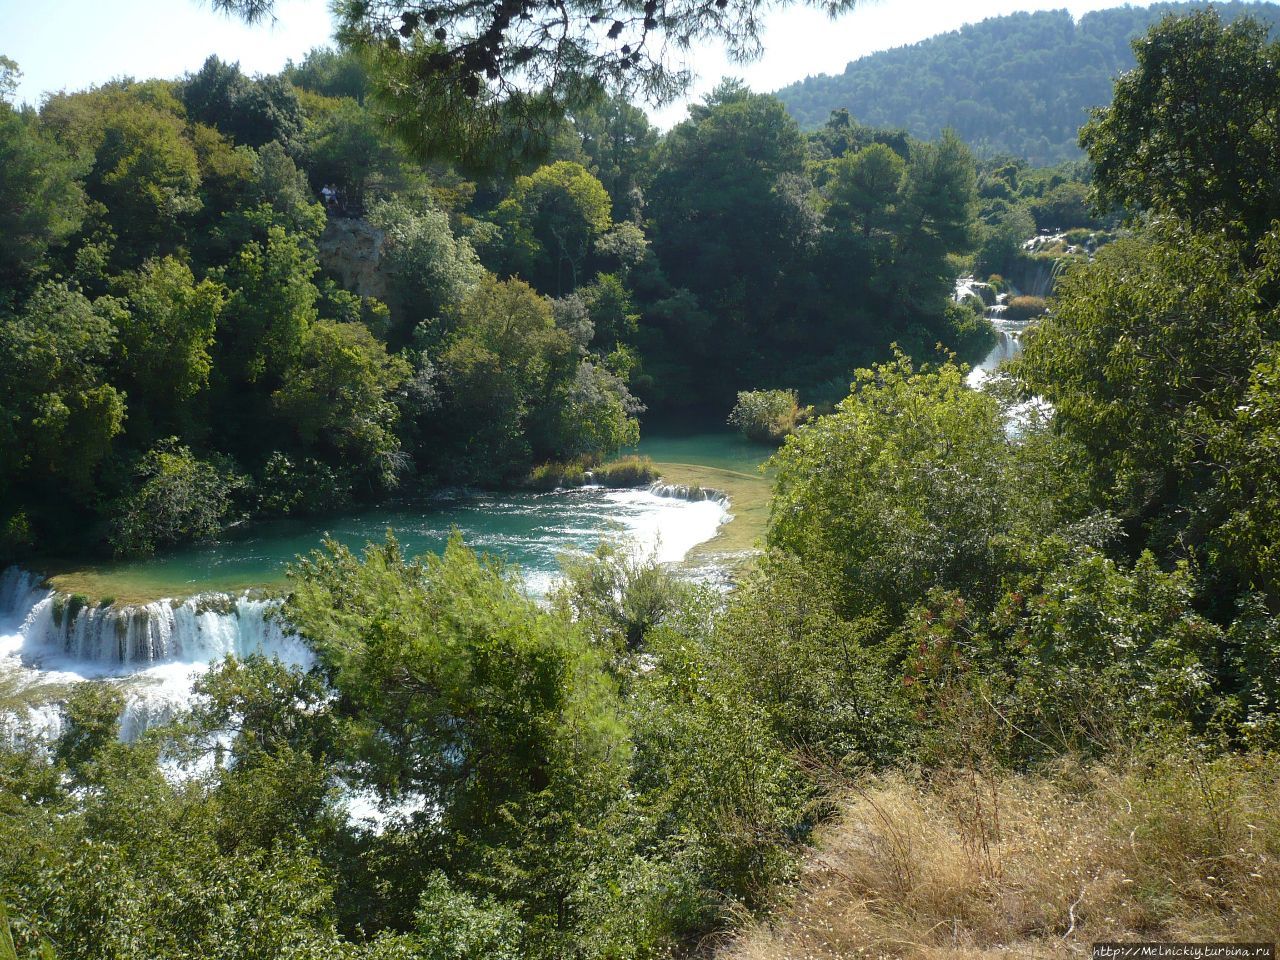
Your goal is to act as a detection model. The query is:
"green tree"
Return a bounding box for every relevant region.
[110,439,244,556]
[368,195,483,347]
[1014,224,1274,565]
[768,353,1061,626]
[271,320,411,489]
[1081,9,1280,237]
[0,104,87,288]
[498,160,613,295]
[0,282,125,505]
[113,256,225,442]
[215,225,319,387]
[283,532,627,863]
[432,277,573,480]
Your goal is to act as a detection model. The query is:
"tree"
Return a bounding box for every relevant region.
[283,532,627,854]
[215,0,858,169]
[271,320,411,489]
[768,353,1057,626]
[1014,223,1280,599]
[648,83,816,392]
[113,256,225,442]
[42,86,203,265]
[0,104,87,288]
[0,282,125,504]
[825,142,904,239]
[1081,9,1280,237]
[183,56,303,151]
[368,195,483,347]
[215,225,319,387]
[432,276,573,479]
[536,359,642,460]
[302,97,415,209]
[496,161,614,295]
[110,439,244,556]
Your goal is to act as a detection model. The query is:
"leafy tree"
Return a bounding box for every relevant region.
[432,277,572,479]
[496,161,613,295]
[559,94,658,219]
[285,47,370,103]
[0,104,87,288]
[768,353,1065,625]
[215,225,319,387]
[535,359,642,461]
[283,532,628,871]
[113,256,225,442]
[183,55,303,151]
[368,195,483,347]
[301,97,416,209]
[1082,9,1280,237]
[648,83,816,394]
[271,320,411,489]
[1014,224,1275,567]
[0,282,125,505]
[110,439,244,556]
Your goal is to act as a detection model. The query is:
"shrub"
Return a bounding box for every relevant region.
[593,455,658,487]
[111,439,245,557]
[524,460,588,490]
[1004,295,1047,322]
[255,451,354,517]
[727,389,812,445]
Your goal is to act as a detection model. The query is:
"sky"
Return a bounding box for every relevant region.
[3,0,1162,126]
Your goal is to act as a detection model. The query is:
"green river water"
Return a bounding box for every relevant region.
[45,432,773,602]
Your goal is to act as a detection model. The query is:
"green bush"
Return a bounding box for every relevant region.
[255,452,353,517]
[1004,295,1048,322]
[524,460,588,490]
[110,440,245,557]
[592,455,658,487]
[727,389,812,445]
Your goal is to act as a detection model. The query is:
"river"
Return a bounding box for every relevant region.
[0,432,769,744]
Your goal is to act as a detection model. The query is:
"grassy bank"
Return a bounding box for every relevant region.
[721,753,1280,959]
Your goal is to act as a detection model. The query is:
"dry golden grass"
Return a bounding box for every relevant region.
[720,754,1280,960]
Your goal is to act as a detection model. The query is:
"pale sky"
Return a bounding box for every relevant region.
[2,0,1164,126]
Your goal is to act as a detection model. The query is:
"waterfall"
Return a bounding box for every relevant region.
[645,481,730,506]
[0,566,312,745]
[18,592,304,671]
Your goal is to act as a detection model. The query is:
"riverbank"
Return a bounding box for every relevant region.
[31,434,768,605]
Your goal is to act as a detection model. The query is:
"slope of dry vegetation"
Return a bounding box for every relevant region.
[722,753,1280,960]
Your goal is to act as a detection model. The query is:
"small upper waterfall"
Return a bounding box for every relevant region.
[957,278,1037,388]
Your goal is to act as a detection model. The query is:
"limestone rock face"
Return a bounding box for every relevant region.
[318,217,388,302]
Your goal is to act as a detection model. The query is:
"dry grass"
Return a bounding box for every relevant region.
[720,754,1280,960]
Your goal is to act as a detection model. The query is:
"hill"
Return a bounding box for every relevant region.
[774,2,1280,164]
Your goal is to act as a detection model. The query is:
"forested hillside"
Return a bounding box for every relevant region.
[0,52,1003,564]
[775,1,1280,163]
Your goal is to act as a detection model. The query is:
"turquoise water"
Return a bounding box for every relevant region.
[632,430,772,478]
[47,431,770,602]
[53,483,728,601]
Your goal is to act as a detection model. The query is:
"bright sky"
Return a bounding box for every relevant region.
[3,0,1163,125]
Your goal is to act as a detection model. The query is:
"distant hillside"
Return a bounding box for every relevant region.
[774,2,1280,164]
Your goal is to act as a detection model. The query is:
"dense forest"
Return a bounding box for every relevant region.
[5,4,1280,959]
[0,47,1021,564]
[775,0,1280,163]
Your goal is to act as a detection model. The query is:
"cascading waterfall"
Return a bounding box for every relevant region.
[0,566,310,745]
[645,481,730,506]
